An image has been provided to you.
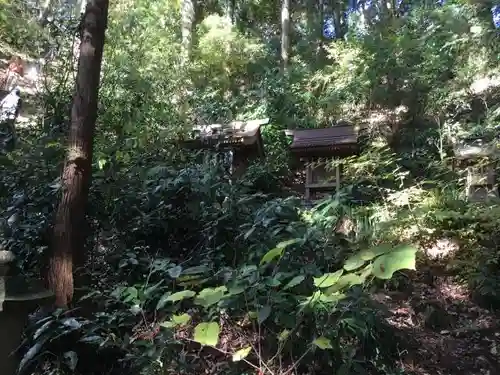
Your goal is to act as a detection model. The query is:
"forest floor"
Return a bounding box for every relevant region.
[376,265,500,375]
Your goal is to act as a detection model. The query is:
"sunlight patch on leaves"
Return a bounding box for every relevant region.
[313,336,333,349]
[193,322,220,347]
[372,245,417,279]
[260,238,301,266]
[260,247,284,266]
[232,346,252,361]
[313,270,343,288]
[194,286,227,307]
[283,275,305,290]
[160,313,192,328]
[165,290,196,303]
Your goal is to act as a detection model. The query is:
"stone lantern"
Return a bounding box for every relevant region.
[0,250,54,375]
[453,138,498,202]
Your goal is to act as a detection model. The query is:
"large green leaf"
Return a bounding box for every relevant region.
[313,270,343,288]
[324,273,363,294]
[343,255,366,272]
[260,238,301,266]
[160,313,192,328]
[259,247,284,266]
[319,292,346,304]
[232,347,252,361]
[167,265,183,278]
[122,286,138,303]
[166,290,196,303]
[156,292,171,310]
[18,342,43,374]
[312,336,333,349]
[194,286,227,307]
[257,305,271,324]
[344,244,393,271]
[228,285,247,295]
[276,238,301,248]
[371,245,417,280]
[359,244,392,261]
[283,275,305,290]
[278,329,290,341]
[193,322,220,346]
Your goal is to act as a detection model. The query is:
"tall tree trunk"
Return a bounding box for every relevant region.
[38,0,56,25]
[306,0,325,66]
[48,0,108,307]
[79,0,88,15]
[181,0,195,65]
[361,0,374,28]
[281,0,290,72]
[225,0,236,25]
[179,0,196,127]
[379,0,389,18]
[332,0,345,39]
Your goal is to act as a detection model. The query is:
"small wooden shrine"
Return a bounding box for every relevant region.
[181,118,269,176]
[286,124,359,201]
[452,138,498,201]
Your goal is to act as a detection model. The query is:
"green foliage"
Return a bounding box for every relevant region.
[2,1,500,375]
[20,237,414,375]
[0,0,48,54]
[193,321,220,346]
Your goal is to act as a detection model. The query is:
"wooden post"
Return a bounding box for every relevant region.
[305,159,312,201]
[335,158,340,197]
[487,162,495,186]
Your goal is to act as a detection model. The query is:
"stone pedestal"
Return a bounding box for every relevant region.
[453,140,498,202]
[0,251,54,375]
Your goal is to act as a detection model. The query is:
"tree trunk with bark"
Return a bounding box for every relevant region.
[48,0,108,307]
[181,0,196,65]
[332,0,345,39]
[281,0,290,72]
[224,0,236,25]
[38,0,55,25]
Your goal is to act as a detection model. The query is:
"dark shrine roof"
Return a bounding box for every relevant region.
[285,125,358,155]
[193,118,268,140]
[182,118,268,153]
[452,137,498,160]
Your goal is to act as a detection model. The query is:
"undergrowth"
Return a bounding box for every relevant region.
[7,152,500,375]
[1,1,500,374]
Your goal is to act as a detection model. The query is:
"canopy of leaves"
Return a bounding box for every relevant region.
[1,1,500,375]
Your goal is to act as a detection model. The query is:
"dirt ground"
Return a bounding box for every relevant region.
[375,270,499,375]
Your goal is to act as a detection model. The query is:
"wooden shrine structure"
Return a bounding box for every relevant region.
[452,138,498,201]
[286,124,359,201]
[181,118,269,176]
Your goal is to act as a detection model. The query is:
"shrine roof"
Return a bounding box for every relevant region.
[192,118,269,140]
[182,118,268,152]
[285,125,358,151]
[453,138,499,160]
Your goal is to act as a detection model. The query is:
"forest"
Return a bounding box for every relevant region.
[0,0,500,374]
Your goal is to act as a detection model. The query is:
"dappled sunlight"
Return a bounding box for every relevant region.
[470,75,500,95]
[373,270,499,375]
[436,277,468,302]
[422,238,459,261]
[1,0,500,375]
